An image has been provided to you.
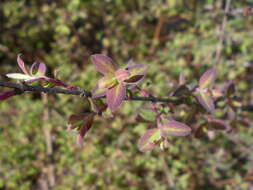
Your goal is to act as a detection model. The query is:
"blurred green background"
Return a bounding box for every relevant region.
[1,0,253,189]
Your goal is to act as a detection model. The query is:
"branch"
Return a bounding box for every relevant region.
[0,80,180,103]
[1,80,253,112]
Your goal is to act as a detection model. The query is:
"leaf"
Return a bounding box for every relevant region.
[194,124,206,138]
[6,73,35,80]
[76,114,94,147]
[91,54,117,75]
[172,85,191,97]
[160,120,191,137]
[30,62,46,76]
[98,76,117,89]
[224,81,235,97]
[206,117,230,130]
[211,89,223,98]
[17,54,29,75]
[0,91,16,101]
[195,91,215,113]
[124,75,144,83]
[68,112,95,130]
[199,68,217,89]
[135,114,152,123]
[138,128,161,152]
[115,69,130,82]
[125,64,148,84]
[106,83,126,112]
[89,98,107,114]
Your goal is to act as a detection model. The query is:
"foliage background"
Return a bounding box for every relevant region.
[0,0,253,189]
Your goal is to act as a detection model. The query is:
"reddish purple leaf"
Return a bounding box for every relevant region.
[106,83,126,112]
[115,69,130,82]
[91,54,118,75]
[0,91,16,101]
[17,54,29,75]
[125,64,148,84]
[160,120,192,136]
[195,91,215,113]
[138,128,161,152]
[199,68,217,89]
[124,75,144,83]
[76,115,94,147]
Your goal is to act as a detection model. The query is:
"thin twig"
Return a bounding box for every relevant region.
[215,0,231,65]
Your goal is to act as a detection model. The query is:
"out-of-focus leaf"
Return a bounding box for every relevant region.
[160,120,191,136]
[6,73,35,80]
[199,68,217,89]
[138,128,161,152]
[91,54,117,75]
[211,89,223,98]
[206,117,230,130]
[17,54,29,75]
[160,139,170,150]
[224,81,235,97]
[231,98,242,108]
[172,85,191,97]
[194,124,206,138]
[115,69,130,82]
[106,83,126,112]
[195,91,215,113]
[135,114,152,123]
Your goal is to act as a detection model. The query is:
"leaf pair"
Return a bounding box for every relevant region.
[68,112,95,147]
[138,120,191,152]
[91,54,147,112]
